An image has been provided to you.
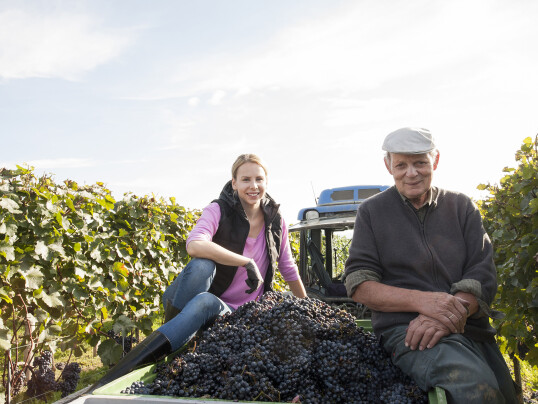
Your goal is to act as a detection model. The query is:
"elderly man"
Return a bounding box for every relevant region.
[344,128,517,403]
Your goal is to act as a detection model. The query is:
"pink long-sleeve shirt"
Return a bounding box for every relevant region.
[186,202,300,310]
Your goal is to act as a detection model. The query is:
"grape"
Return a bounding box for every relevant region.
[122,292,428,403]
[107,330,138,354]
[4,369,26,397]
[27,351,57,398]
[58,362,81,397]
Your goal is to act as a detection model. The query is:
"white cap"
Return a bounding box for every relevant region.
[382,127,436,154]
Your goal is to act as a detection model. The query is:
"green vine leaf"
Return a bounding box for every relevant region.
[0,243,15,261]
[23,266,45,289]
[0,197,21,213]
[38,289,65,308]
[35,241,50,260]
[98,339,123,367]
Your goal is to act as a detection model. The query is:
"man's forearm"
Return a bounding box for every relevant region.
[352,281,422,312]
[352,281,468,334]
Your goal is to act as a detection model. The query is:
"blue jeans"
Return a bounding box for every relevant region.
[381,325,518,404]
[158,258,232,351]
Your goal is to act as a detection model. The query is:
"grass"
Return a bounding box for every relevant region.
[505,354,538,403]
[2,344,106,404]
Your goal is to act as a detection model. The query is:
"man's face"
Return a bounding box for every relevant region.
[385,152,439,204]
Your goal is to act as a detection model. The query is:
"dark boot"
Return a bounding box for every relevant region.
[164,302,181,323]
[88,331,172,393]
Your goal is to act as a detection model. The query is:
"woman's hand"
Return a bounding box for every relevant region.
[405,314,451,350]
[244,259,263,294]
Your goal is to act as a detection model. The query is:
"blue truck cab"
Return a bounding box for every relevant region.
[297,185,389,221]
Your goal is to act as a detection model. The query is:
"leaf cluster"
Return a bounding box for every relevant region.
[0,166,200,390]
[477,136,538,366]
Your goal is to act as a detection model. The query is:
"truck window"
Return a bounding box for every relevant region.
[330,189,354,201]
[357,188,383,199]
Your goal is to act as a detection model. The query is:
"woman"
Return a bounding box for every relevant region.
[92,154,306,390]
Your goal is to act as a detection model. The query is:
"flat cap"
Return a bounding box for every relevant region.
[382,127,436,154]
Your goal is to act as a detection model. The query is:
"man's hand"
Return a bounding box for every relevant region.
[405,314,451,351]
[244,259,263,294]
[420,292,469,333]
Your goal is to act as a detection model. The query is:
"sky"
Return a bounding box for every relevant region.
[1,0,537,225]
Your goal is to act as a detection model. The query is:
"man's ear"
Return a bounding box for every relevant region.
[384,157,392,175]
[433,152,440,170]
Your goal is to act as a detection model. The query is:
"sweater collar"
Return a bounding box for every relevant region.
[394,186,439,209]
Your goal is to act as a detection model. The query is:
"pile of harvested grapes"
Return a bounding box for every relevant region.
[122,292,427,403]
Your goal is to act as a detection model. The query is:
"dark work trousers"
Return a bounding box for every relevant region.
[381,325,518,404]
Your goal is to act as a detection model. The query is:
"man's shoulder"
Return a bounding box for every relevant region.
[434,187,474,205]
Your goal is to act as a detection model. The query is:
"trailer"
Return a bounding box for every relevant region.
[61,319,446,404]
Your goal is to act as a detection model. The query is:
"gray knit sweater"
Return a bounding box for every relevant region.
[344,186,498,342]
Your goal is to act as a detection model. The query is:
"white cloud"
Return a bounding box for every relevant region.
[0,8,133,80]
[322,98,406,127]
[188,97,200,106]
[166,0,538,99]
[208,90,226,105]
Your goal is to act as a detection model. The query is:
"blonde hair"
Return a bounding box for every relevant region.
[231,154,268,179]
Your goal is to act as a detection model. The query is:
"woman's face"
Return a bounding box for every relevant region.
[232,162,267,208]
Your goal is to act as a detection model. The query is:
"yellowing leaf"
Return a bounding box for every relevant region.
[0,288,12,304]
[74,267,87,279]
[118,278,129,291]
[113,262,129,277]
[65,198,76,211]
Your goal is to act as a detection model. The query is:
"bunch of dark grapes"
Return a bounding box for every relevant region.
[57,362,81,398]
[4,368,26,397]
[122,292,428,403]
[107,330,138,354]
[27,350,57,398]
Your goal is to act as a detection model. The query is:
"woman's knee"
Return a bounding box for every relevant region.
[191,292,225,313]
[183,258,216,278]
[163,259,216,308]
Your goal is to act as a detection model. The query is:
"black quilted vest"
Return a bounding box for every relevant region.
[208,180,283,297]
